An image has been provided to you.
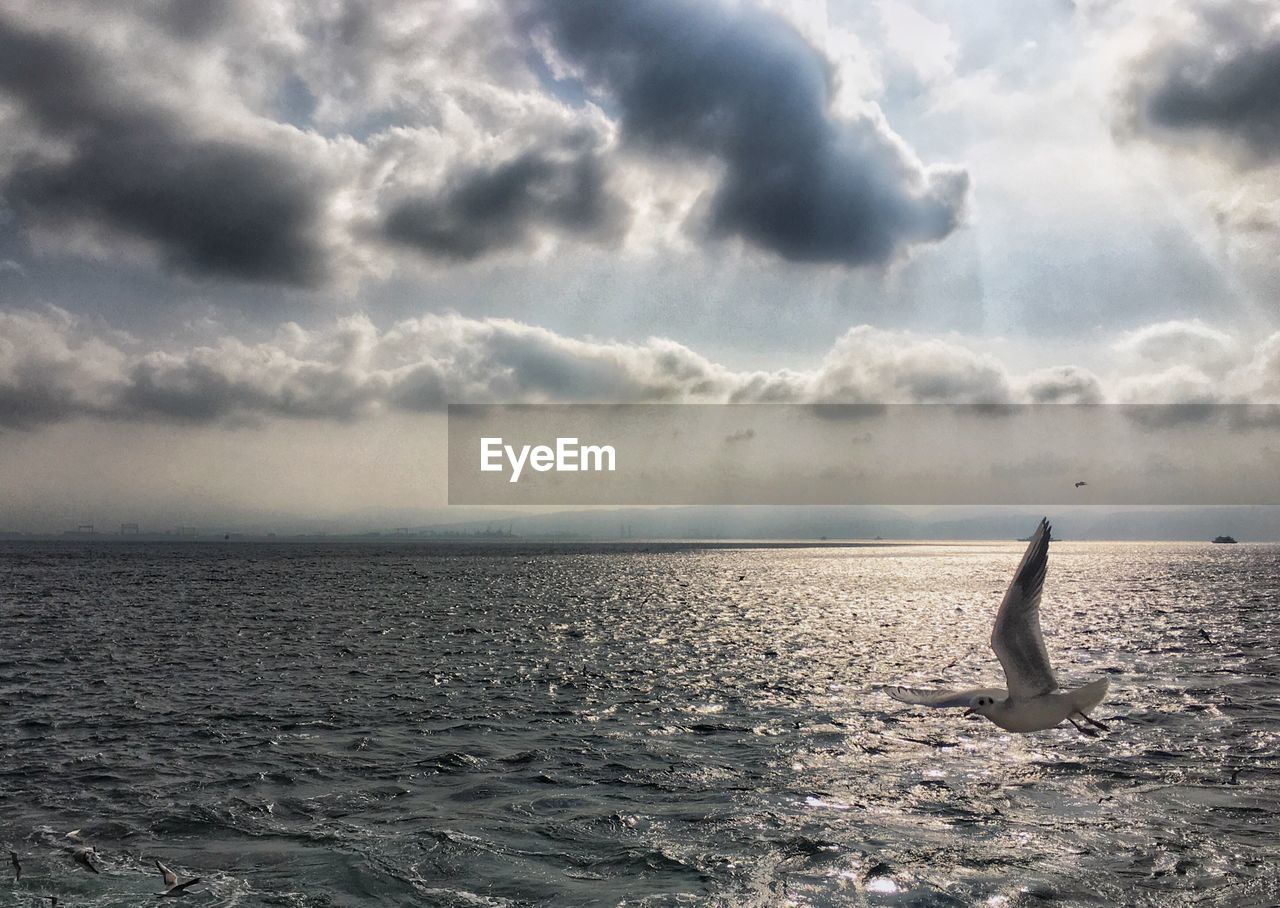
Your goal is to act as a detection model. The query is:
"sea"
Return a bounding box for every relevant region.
[1,540,1277,907]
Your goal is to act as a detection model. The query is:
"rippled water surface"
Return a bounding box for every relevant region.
[2,540,1278,907]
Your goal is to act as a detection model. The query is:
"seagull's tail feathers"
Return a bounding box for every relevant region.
[1069,678,1109,715]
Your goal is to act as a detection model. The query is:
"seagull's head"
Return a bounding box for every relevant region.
[964,695,999,718]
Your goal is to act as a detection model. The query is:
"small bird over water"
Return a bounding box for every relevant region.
[886,518,1110,737]
[155,859,202,897]
[1074,481,1088,488]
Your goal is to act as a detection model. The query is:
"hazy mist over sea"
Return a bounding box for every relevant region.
[7,506,1280,543]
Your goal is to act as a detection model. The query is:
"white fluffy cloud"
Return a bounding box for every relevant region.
[1112,319,1239,374]
[5,309,1279,429]
[807,327,1011,404]
[1022,366,1106,405]
[0,309,128,426]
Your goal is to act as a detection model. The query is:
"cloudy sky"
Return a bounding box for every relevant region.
[3,0,1280,530]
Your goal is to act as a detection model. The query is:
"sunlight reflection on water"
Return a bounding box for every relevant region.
[0,540,1278,906]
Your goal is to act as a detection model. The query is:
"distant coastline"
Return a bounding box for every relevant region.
[7,506,1280,544]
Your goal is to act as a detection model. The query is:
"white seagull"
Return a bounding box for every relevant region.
[886,518,1111,737]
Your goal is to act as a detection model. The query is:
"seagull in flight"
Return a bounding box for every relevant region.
[1074,481,1087,488]
[886,518,1110,737]
[154,859,202,897]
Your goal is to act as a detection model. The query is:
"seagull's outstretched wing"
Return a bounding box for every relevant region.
[885,685,1007,708]
[156,859,202,896]
[156,860,178,888]
[163,877,202,897]
[992,517,1058,700]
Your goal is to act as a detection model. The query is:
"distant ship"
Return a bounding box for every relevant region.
[1212,535,1238,544]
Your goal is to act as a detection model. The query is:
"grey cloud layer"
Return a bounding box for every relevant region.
[4,310,1277,430]
[522,0,968,265]
[1124,2,1280,160]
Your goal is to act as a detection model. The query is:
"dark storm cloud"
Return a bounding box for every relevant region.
[384,140,629,260]
[520,0,968,265]
[1125,3,1280,160]
[0,15,332,287]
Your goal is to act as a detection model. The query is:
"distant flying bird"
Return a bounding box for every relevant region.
[885,518,1110,737]
[1074,481,1088,488]
[9,850,19,880]
[155,859,202,896]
